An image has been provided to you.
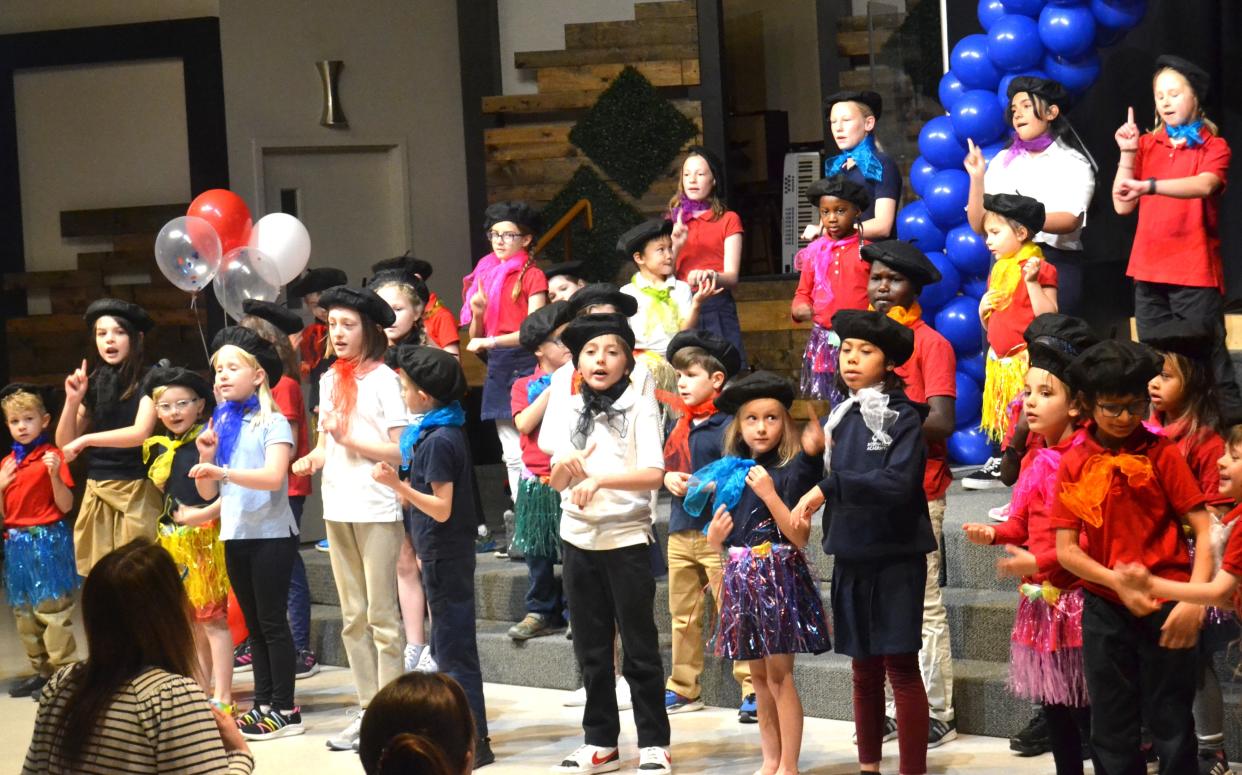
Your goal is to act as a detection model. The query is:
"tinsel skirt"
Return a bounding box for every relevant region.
[158,520,230,621]
[800,324,843,405]
[715,542,831,661]
[982,347,1029,444]
[4,520,79,608]
[1008,585,1088,708]
[513,476,561,561]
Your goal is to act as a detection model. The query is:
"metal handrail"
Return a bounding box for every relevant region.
[532,198,593,258]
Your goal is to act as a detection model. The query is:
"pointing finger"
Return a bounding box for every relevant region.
[1127,106,1134,125]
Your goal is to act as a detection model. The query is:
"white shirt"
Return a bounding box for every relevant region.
[620,273,694,357]
[318,364,408,523]
[983,137,1095,252]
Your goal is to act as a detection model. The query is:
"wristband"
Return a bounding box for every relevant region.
[221,466,230,484]
[1147,177,1157,195]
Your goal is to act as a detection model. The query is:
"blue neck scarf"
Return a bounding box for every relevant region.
[211,395,259,468]
[526,373,553,404]
[825,134,883,183]
[12,434,47,465]
[1166,121,1205,148]
[684,456,756,533]
[400,401,466,468]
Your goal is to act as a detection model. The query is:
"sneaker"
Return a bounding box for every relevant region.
[8,674,46,698]
[638,746,672,773]
[476,536,498,553]
[738,693,757,724]
[233,641,253,674]
[563,685,588,707]
[475,736,496,768]
[615,676,632,711]
[235,706,263,728]
[851,716,898,745]
[665,690,704,715]
[326,709,364,751]
[988,502,1011,522]
[315,538,329,552]
[509,612,565,641]
[1198,749,1233,775]
[1009,707,1050,757]
[404,643,426,672]
[241,707,305,740]
[415,646,439,673]
[295,649,320,679]
[962,456,1005,490]
[566,622,573,640]
[1143,743,1158,774]
[552,744,620,774]
[928,718,958,748]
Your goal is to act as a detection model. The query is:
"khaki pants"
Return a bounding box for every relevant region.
[665,529,753,701]
[14,595,78,677]
[326,520,404,707]
[74,478,161,576]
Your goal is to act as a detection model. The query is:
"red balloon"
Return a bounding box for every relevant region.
[187,189,252,253]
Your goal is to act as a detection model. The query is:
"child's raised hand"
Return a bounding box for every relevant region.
[996,544,1038,579]
[1114,106,1140,152]
[790,486,826,528]
[569,476,601,509]
[196,419,218,462]
[801,223,824,242]
[664,471,690,497]
[706,503,734,550]
[1022,256,1042,282]
[555,440,596,482]
[801,404,826,457]
[371,461,399,487]
[43,451,61,479]
[745,464,775,500]
[963,138,986,178]
[0,458,16,491]
[671,211,689,248]
[64,359,89,404]
[962,522,995,545]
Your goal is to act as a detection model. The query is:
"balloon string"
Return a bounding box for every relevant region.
[190,293,211,365]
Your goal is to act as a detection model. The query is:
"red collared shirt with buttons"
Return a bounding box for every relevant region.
[791,233,871,329]
[674,209,744,280]
[2,443,73,529]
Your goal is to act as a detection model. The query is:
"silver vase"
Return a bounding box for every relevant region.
[316,60,348,128]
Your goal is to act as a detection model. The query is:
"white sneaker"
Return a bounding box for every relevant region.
[564,685,588,707]
[414,647,438,673]
[638,746,672,773]
[403,643,423,672]
[551,744,620,773]
[325,708,363,751]
[988,502,1011,522]
[615,676,632,711]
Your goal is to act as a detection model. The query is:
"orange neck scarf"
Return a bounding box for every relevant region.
[873,301,922,328]
[657,390,717,473]
[1058,452,1154,527]
[330,358,380,437]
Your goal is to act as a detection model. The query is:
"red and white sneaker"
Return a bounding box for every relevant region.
[638,746,672,773]
[551,744,620,773]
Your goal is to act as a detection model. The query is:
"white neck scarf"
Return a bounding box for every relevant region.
[823,386,898,472]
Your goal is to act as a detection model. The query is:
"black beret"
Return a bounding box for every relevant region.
[683,144,723,186]
[1155,54,1210,101]
[1006,76,1070,108]
[288,267,348,298]
[84,298,154,333]
[372,255,433,281]
[484,201,542,235]
[519,301,574,352]
[385,345,466,405]
[0,382,48,406]
[568,283,638,318]
[666,329,742,378]
[831,309,915,366]
[716,371,795,415]
[824,89,883,120]
[1140,319,1214,361]
[143,365,213,403]
[861,240,942,288]
[242,300,304,336]
[617,218,674,257]
[210,326,283,387]
[368,270,430,304]
[983,193,1045,236]
[560,313,635,364]
[543,261,585,282]
[1066,339,1163,398]
[318,285,397,328]
[806,174,873,213]
[1023,314,1098,383]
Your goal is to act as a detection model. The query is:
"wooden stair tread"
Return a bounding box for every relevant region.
[60,203,187,239]
[8,309,200,335]
[4,269,103,290]
[564,18,697,50]
[515,44,697,70]
[837,28,895,59]
[634,0,696,20]
[536,60,699,92]
[77,249,152,273]
[483,90,702,115]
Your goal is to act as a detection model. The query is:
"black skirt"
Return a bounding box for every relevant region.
[831,555,926,659]
[480,346,536,421]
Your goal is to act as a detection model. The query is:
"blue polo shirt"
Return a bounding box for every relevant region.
[667,411,731,534]
[219,412,297,541]
[403,425,478,560]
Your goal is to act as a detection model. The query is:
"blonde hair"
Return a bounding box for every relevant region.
[667,151,726,219]
[829,99,885,152]
[1,389,46,418]
[722,400,800,467]
[1152,67,1219,136]
[210,344,277,425]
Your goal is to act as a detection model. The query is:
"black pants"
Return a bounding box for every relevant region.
[423,554,489,738]
[1046,703,1095,775]
[1082,592,1197,775]
[561,541,669,749]
[225,535,298,710]
[1134,281,1242,419]
[1041,245,1083,318]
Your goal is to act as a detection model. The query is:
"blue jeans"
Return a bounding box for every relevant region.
[525,554,566,623]
[287,495,311,652]
[423,554,489,738]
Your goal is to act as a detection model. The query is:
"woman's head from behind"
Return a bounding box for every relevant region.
[359,672,476,775]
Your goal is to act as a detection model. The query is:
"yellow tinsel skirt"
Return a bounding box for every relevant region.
[981,346,1029,444]
[159,520,230,621]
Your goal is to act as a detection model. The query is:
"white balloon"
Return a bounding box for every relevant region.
[249,213,312,285]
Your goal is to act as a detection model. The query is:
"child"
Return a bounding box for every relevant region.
[862,240,959,745]
[815,90,901,239]
[964,76,1096,314]
[288,267,348,418]
[545,260,587,303]
[372,255,460,355]
[1114,55,1240,416]
[371,345,495,768]
[668,146,748,370]
[191,327,302,740]
[791,175,874,403]
[57,298,162,576]
[1052,339,1213,775]
[0,384,79,699]
[539,313,671,774]
[143,365,236,712]
[793,309,935,775]
[292,286,408,752]
[371,264,431,348]
[507,301,574,642]
[694,371,829,774]
[962,314,1099,775]
[660,330,755,722]
[620,218,716,358]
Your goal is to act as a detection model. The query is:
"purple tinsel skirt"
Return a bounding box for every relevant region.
[1009,586,1088,708]
[715,542,831,661]
[800,324,843,404]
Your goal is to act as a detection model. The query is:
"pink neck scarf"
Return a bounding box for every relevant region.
[1001,131,1055,167]
[795,233,859,311]
[460,250,528,337]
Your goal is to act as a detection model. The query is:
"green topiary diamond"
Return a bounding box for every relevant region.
[569,66,699,198]
[539,165,644,284]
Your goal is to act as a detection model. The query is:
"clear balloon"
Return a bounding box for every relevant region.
[896,201,947,253]
[1039,3,1097,59]
[950,89,1008,146]
[213,247,282,321]
[153,215,222,293]
[951,34,1002,90]
[988,14,1044,72]
[249,213,312,285]
[924,169,972,230]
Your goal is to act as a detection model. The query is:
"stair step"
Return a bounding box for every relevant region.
[634,0,697,20]
[4,268,104,290]
[836,12,905,33]
[564,19,697,50]
[483,91,701,117]
[6,308,200,335]
[837,27,896,59]
[536,60,699,93]
[60,203,187,238]
[515,44,698,70]
[77,249,152,273]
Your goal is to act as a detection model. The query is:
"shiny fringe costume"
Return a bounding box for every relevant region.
[800,325,843,404]
[981,348,1029,443]
[158,516,230,621]
[513,475,561,561]
[1008,583,1088,707]
[5,520,79,608]
[715,542,831,661]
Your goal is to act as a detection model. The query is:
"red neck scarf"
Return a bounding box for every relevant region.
[658,389,718,473]
[330,358,380,437]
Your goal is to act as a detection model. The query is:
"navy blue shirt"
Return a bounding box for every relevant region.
[403,425,478,560]
[154,440,215,521]
[667,411,731,534]
[818,390,936,561]
[726,450,823,548]
[824,150,902,234]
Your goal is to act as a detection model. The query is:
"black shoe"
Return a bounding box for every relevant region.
[963,456,1005,490]
[9,674,47,698]
[1198,749,1232,775]
[1009,707,1051,757]
[928,718,958,748]
[474,737,495,768]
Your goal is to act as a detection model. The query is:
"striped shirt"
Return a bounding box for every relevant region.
[23,665,254,774]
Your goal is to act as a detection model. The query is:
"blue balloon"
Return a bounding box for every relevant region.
[963,274,990,299]
[918,115,967,169]
[1044,50,1101,95]
[979,0,1008,30]
[949,427,994,465]
[988,14,1044,72]
[959,349,987,385]
[998,69,1050,110]
[950,89,1007,146]
[980,139,1008,164]
[920,251,961,311]
[1001,0,1046,17]
[951,34,1002,91]
[910,156,939,200]
[924,169,971,230]
[938,71,967,112]
[1090,0,1144,30]
[896,201,947,253]
[945,224,992,277]
[934,296,984,356]
[955,371,984,429]
[1039,3,1097,58]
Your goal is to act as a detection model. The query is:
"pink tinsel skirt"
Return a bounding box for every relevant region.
[1009,586,1088,708]
[715,542,831,661]
[800,324,843,404]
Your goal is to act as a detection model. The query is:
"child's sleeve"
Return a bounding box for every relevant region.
[633,390,666,471]
[791,246,816,316]
[817,408,924,505]
[538,387,569,457]
[265,415,294,450]
[720,211,744,239]
[270,379,301,425]
[510,376,531,419]
[317,371,335,429]
[921,333,957,399]
[417,433,461,487]
[1049,455,1081,531]
[674,281,694,319]
[876,154,902,202]
[1155,442,1210,516]
[522,267,549,297]
[1220,522,1242,577]
[1037,258,1058,287]
[1203,136,1232,189]
[377,371,410,431]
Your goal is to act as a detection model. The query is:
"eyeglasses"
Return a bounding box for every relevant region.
[156,399,200,414]
[1095,399,1150,419]
[486,230,524,244]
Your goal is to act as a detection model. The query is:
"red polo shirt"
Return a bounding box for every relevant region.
[1220,504,1242,576]
[1127,128,1231,292]
[271,376,311,497]
[1050,425,1205,604]
[791,235,871,328]
[510,370,552,477]
[1148,415,1231,511]
[674,209,744,279]
[423,292,460,349]
[492,268,548,336]
[897,318,957,500]
[2,444,73,529]
[986,259,1058,357]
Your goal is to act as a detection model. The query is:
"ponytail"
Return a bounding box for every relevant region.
[510,251,536,303]
[376,733,458,775]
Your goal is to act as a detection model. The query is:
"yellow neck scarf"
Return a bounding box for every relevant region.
[144,424,203,488]
[635,273,681,338]
[985,242,1044,316]
[1058,452,1154,527]
[874,301,923,328]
